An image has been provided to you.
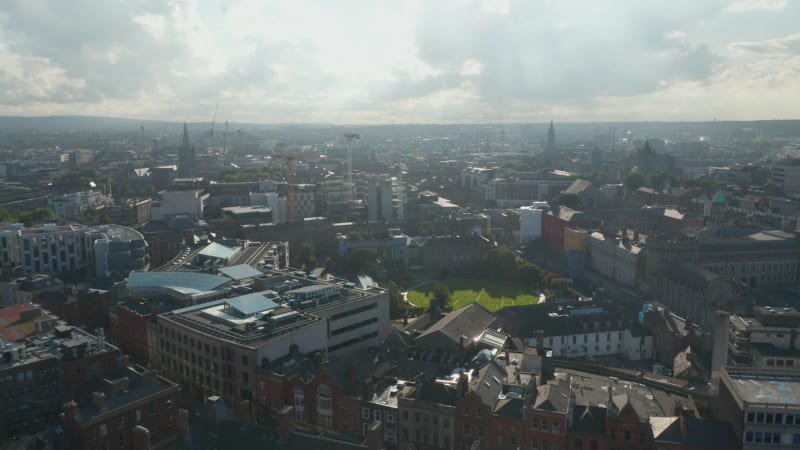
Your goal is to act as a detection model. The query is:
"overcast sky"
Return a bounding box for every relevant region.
[0,0,799,124]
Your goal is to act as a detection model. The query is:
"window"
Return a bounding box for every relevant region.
[100,424,108,437]
[362,407,370,420]
[531,419,539,430]
[386,413,395,424]
[463,424,470,436]
[415,412,420,423]
[542,420,549,431]
[766,412,774,424]
[757,412,764,423]
[374,410,382,422]
[747,412,755,423]
[118,417,125,429]
[624,430,630,441]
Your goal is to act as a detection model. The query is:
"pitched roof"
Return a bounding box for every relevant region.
[218,264,263,281]
[415,302,496,350]
[532,379,570,413]
[651,416,738,450]
[570,404,607,434]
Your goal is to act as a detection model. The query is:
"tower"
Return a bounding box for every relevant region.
[177,123,196,178]
[546,120,556,153]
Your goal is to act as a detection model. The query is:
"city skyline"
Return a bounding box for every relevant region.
[1,0,799,124]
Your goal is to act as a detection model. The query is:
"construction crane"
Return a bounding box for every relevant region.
[272,152,319,221]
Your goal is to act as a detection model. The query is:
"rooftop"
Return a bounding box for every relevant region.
[199,241,240,260]
[218,264,263,281]
[723,368,800,405]
[126,271,232,299]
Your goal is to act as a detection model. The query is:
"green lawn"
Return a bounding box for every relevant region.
[406,279,539,312]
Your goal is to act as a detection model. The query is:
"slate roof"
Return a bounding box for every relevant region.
[532,379,570,413]
[570,404,607,434]
[494,302,634,339]
[651,416,739,450]
[494,397,524,418]
[415,302,497,350]
[564,179,592,195]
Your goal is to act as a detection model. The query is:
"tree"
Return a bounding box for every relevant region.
[348,248,380,273]
[431,284,451,311]
[295,241,316,269]
[623,172,646,190]
[551,193,582,210]
[647,172,678,190]
[516,261,542,285]
[388,282,407,319]
[484,247,517,280]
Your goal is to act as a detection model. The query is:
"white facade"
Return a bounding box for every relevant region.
[151,190,209,221]
[250,192,286,223]
[519,206,544,243]
[367,176,405,223]
[311,290,391,356]
[11,223,147,276]
[588,232,643,287]
[18,224,82,274]
[528,327,652,361]
[294,187,316,219]
[50,190,111,222]
[0,224,23,270]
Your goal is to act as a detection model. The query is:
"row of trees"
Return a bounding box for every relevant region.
[0,208,55,226]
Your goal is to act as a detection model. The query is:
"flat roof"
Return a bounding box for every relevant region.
[225,293,280,316]
[725,370,800,405]
[199,242,239,260]
[127,271,231,294]
[218,264,263,281]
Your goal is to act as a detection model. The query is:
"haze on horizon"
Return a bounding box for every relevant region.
[0,0,799,125]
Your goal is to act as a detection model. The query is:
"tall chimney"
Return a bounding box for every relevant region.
[131,426,151,450]
[176,408,190,440]
[366,421,383,450]
[63,401,77,428]
[277,405,295,442]
[92,392,107,409]
[536,330,545,349]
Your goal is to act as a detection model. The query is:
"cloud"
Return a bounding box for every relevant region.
[729,33,800,54]
[407,1,721,106]
[0,0,797,123]
[725,0,787,12]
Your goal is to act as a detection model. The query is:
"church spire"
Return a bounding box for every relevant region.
[546,120,556,153]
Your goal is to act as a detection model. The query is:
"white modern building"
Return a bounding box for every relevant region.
[518,202,548,243]
[151,189,209,221]
[8,223,148,277]
[50,190,112,222]
[367,175,405,223]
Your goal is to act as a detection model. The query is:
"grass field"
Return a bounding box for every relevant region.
[406,279,539,312]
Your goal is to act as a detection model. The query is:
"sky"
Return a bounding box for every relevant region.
[0,0,799,124]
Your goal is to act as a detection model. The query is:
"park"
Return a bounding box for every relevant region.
[406,278,540,312]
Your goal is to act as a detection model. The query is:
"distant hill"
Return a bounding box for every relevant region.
[0,115,177,133]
